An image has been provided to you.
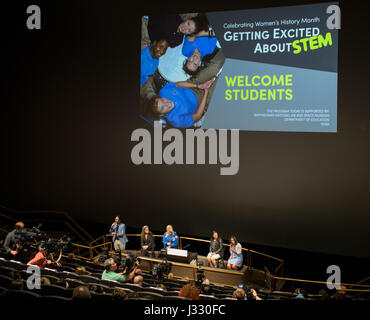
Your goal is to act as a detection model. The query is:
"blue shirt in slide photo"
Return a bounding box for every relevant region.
[182,36,218,59]
[159,82,198,128]
[140,46,159,84]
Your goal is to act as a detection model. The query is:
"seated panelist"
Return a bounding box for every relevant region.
[162,225,179,248]
[141,225,155,257]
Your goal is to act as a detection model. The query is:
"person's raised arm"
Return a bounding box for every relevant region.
[175,81,197,89]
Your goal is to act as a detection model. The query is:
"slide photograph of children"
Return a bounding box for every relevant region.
[140,13,225,128]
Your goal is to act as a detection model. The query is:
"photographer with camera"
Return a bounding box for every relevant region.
[27,241,61,268]
[101,258,143,284]
[3,222,25,259]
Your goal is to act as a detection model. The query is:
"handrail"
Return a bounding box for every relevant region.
[349,276,370,288]
[138,256,244,275]
[103,233,284,276]
[0,205,94,244]
[272,276,370,288]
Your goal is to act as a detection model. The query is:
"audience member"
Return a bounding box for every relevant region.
[8,279,24,291]
[75,266,87,276]
[27,242,52,268]
[89,284,106,294]
[112,288,127,301]
[179,283,200,300]
[294,288,308,299]
[232,288,246,300]
[318,289,330,300]
[134,276,143,287]
[332,285,351,300]
[156,283,167,291]
[249,288,262,300]
[72,285,91,301]
[40,277,51,286]
[55,277,69,288]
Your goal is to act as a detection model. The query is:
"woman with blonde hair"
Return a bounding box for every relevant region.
[140,225,155,257]
[162,225,179,248]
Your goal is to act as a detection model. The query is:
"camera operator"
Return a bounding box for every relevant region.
[101,258,143,283]
[27,241,61,268]
[3,222,24,259]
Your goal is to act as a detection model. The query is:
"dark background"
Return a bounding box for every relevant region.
[1,0,369,280]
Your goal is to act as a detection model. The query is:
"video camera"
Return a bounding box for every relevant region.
[42,235,73,255]
[113,250,141,273]
[14,224,46,245]
[152,260,172,283]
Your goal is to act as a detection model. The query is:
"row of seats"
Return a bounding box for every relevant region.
[0,255,329,301]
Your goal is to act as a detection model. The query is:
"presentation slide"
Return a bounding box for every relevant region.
[140,2,338,132]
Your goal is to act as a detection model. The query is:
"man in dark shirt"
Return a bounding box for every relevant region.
[3,222,24,258]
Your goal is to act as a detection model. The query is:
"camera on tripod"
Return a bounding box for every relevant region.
[151,260,172,283]
[43,235,73,256]
[14,224,46,245]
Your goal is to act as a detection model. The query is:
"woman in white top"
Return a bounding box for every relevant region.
[227,235,243,270]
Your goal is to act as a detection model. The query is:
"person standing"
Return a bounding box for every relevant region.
[162,225,178,248]
[140,225,155,257]
[3,222,24,259]
[109,216,128,252]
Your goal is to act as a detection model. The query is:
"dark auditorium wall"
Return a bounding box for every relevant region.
[1,0,370,259]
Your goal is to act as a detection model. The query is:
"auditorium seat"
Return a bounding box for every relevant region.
[60,271,82,280]
[163,290,180,296]
[142,287,167,295]
[163,295,189,300]
[130,291,164,300]
[99,279,121,287]
[41,268,59,277]
[61,266,77,273]
[0,275,13,287]
[0,266,16,276]
[5,289,40,300]
[65,278,85,288]
[90,292,113,301]
[88,283,112,293]
[199,294,219,300]
[39,295,72,301]
[6,260,27,271]
[142,278,158,286]
[43,275,61,284]
[89,272,102,279]
[78,274,103,284]
[120,283,144,291]
[38,284,73,297]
